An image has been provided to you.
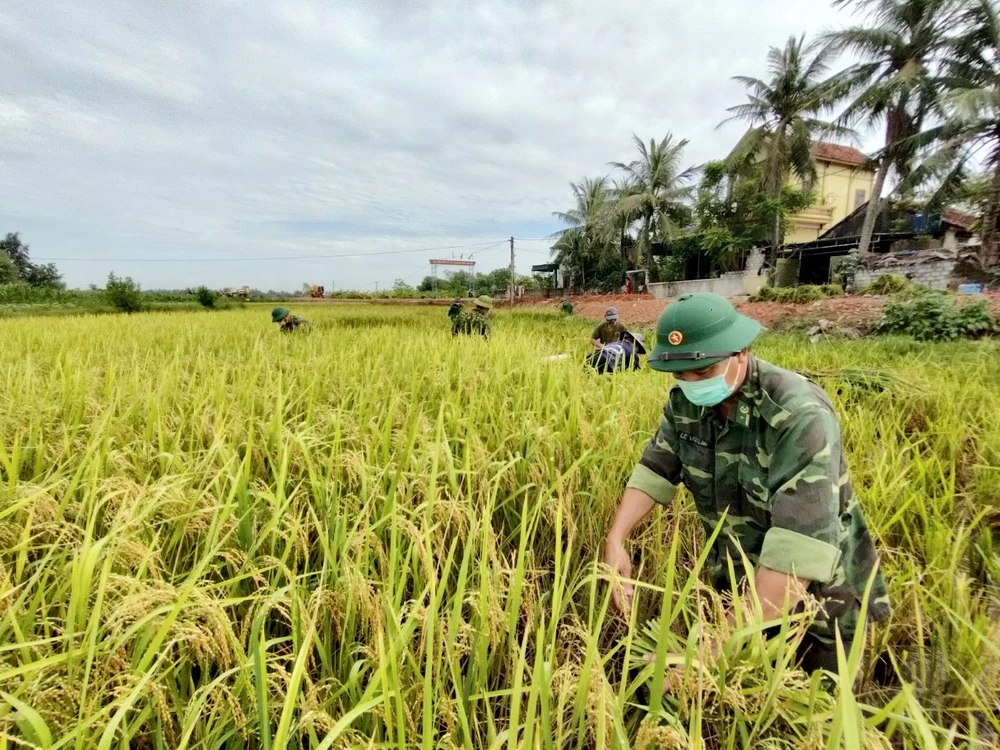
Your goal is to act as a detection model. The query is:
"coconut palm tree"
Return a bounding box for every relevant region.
[550,176,618,286]
[722,35,854,262]
[551,176,613,243]
[608,176,641,266]
[607,133,697,272]
[549,228,587,289]
[931,0,1000,264]
[824,0,964,256]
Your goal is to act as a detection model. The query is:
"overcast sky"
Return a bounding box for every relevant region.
[1,0,873,291]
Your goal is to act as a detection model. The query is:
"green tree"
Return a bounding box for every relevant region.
[0,232,32,279]
[550,175,629,290]
[824,0,962,256]
[23,262,64,288]
[723,36,853,262]
[0,253,18,285]
[448,271,476,295]
[552,176,613,244]
[609,177,640,265]
[550,176,620,283]
[929,0,1000,264]
[549,229,588,289]
[608,134,696,273]
[105,272,145,313]
[0,233,64,288]
[689,161,813,273]
[950,170,993,216]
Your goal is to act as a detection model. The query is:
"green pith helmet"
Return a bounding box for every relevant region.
[271,306,290,323]
[648,293,761,373]
[475,295,493,310]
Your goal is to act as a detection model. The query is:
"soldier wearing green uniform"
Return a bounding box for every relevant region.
[604,293,889,675]
[561,297,573,316]
[452,295,492,339]
[271,306,307,333]
[447,297,463,322]
[591,306,627,347]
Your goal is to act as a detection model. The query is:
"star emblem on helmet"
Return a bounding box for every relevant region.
[668,331,683,346]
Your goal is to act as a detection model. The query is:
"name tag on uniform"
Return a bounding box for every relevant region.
[677,431,710,448]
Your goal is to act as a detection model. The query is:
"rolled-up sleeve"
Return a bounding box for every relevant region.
[758,406,843,583]
[626,402,682,506]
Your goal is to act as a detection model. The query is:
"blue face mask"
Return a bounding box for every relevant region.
[675,357,738,407]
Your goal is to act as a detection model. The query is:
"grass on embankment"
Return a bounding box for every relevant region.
[0,285,246,318]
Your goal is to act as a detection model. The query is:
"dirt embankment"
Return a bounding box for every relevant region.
[527,292,1000,329]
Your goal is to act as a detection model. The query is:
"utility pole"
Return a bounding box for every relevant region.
[509,235,515,308]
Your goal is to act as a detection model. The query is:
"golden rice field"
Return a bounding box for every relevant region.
[1,304,998,749]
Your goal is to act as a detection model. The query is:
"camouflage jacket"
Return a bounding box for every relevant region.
[448,303,463,321]
[627,356,890,640]
[592,320,627,344]
[562,301,573,315]
[452,309,490,338]
[280,315,307,333]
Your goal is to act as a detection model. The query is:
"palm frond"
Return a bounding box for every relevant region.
[730,75,771,97]
[821,26,900,58]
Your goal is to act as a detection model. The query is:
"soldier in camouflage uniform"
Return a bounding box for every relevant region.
[447,297,463,322]
[604,293,889,675]
[591,306,627,347]
[452,295,492,339]
[271,306,307,333]
[561,297,574,316]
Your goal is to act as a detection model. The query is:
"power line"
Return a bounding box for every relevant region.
[34,239,508,264]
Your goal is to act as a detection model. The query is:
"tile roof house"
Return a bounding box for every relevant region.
[785,142,876,244]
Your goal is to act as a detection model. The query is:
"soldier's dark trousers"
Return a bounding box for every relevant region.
[764,624,860,678]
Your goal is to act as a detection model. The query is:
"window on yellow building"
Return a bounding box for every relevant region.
[854,189,867,210]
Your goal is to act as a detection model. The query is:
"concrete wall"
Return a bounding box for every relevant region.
[649,272,767,300]
[787,160,876,244]
[855,260,957,291]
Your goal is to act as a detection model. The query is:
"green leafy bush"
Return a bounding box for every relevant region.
[861,273,915,296]
[104,273,146,313]
[749,284,842,303]
[195,286,218,308]
[749,286,786,302]
[880,291,998,341]
[789,285,826,303]
[955,298,998,337]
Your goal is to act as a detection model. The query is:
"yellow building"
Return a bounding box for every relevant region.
[786,142,875,244]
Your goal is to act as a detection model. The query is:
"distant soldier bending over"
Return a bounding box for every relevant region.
[271,306,307,333]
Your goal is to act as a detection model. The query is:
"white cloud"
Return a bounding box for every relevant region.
[1,0,865,290]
